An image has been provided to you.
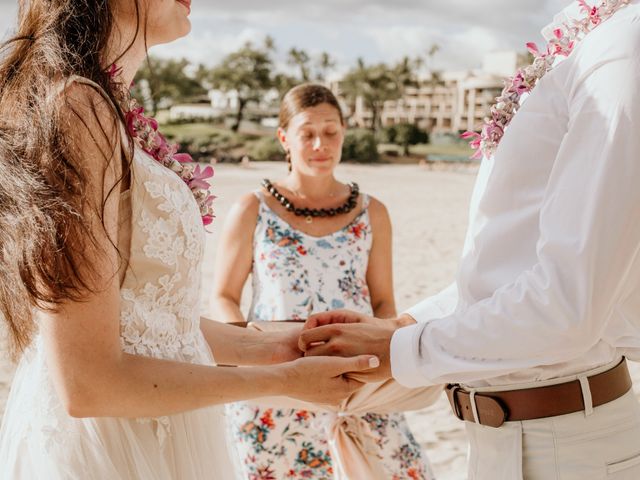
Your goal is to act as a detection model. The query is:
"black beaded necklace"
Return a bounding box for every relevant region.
[261,179,360,224]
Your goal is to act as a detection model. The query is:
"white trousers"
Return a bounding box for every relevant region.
[464,362,640,479]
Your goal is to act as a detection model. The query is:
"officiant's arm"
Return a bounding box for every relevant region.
[391,54,640,387]
[210,193,259,325]
[366,197,397,318]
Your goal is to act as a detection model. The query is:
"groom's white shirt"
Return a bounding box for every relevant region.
[391,0,640,388]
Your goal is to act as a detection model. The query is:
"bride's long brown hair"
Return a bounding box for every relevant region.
[0,0,141,358]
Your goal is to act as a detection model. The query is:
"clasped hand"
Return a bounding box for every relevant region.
[296,310,414,382]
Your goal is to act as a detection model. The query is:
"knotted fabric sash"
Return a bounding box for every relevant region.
[246,321,444,479]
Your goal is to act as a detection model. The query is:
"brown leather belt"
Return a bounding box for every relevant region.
[446,358,632,428]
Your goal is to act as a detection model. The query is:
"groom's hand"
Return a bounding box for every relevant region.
[303,309,381,330]
[303,309,417,331]
[299,321,396,382]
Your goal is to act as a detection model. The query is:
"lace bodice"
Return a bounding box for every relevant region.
[118,147,209,363]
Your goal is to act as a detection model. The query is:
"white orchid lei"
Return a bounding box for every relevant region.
[463,0,631,159]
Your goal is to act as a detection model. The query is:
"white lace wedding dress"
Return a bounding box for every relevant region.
[0,77,235,479]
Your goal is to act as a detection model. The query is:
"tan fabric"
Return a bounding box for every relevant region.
[248,321,443,480]
[462,359,640,480]
[465,390,640,480]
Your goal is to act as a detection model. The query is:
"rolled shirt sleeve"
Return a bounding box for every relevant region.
[404,282,459,323]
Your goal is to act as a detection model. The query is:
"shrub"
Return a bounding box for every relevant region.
[342,129,379,163]
[377,125,398,144]
[248,136,285,162]
[393,123,429,155]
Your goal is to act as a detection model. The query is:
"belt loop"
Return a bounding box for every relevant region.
[470,390,481,424]
[579,376,594,417]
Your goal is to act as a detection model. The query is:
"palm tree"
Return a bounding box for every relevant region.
[315,52,336,82]
[287,48,311,82]
[341,58,416,131]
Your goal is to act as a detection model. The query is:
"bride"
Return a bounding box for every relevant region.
[0,0,378,478]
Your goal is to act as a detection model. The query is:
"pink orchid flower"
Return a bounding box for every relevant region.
[461,131,484,159]
[578,0,602,25]
[526,42,542,57]
[173,153,194,163]
[202,214,215,227]
[125,107,145,138]
[107,64,123,79]
[510,71,531,95]
[484,122,504,143]
[188,164,214,191]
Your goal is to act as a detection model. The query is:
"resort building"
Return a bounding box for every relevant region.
[168,50,527,134]
[345,51,527,134]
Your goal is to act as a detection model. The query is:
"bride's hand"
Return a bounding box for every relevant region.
[278,355,380,405]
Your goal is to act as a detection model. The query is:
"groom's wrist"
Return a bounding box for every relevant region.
[394,314,417,328]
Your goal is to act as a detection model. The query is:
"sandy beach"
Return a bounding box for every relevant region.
[1,160,639,479]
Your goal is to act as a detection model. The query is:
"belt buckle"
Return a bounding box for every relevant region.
[447,384,508,428]
[448,384,465,421]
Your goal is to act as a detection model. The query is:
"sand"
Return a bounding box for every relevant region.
[1,160,639,479]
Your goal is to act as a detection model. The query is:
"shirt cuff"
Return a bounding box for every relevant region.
[390,323,436,388]
[403,286,457,323]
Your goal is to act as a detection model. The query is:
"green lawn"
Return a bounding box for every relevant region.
[379,143,474,161]
[159,122,259,142]
[156,122,475,164]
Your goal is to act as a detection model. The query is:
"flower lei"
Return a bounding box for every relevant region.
[108,65,215,227]
[125,103,216,226]
[463,0,631,159]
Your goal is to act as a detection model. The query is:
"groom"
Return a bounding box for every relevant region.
[299,1,640,478]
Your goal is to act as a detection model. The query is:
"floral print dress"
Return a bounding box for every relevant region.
[225,192,435,480]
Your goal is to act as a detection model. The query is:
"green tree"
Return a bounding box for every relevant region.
[287,47,311,82]
[341,58,417,131]
[394,123,429,155]
[263,35,276,52]
[273,72,299,97]
[422,43,442,86]
[315,52,336,82]
[203,41,274,132]
[392,56,417,90]
[133,56,206,115]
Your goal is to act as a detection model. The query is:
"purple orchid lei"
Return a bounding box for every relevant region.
[108,65,215,227]
[463,0,631,160]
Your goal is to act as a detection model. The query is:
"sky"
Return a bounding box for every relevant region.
[0,0,570,75]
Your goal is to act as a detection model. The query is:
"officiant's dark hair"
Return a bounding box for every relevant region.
[0,0,143,359]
